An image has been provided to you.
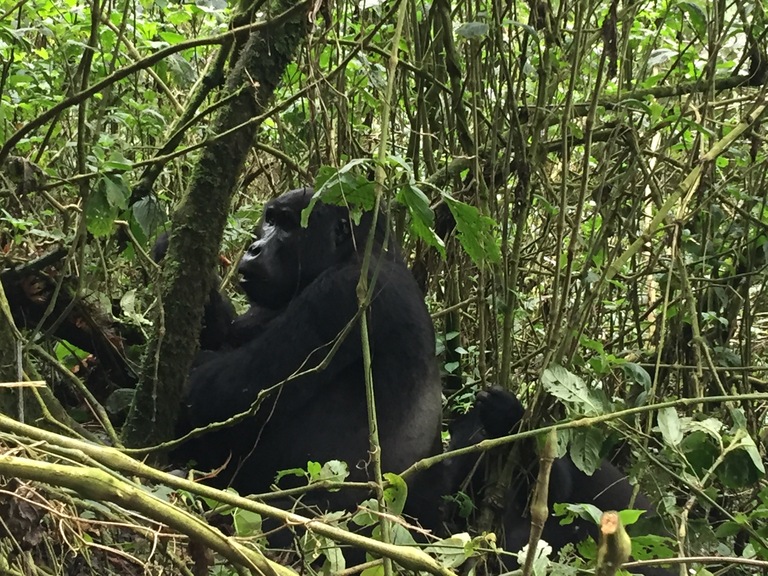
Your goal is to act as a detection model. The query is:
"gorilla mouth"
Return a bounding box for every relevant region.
[238,265,262,285]
[239,275,257,290]
[239,273,269,295]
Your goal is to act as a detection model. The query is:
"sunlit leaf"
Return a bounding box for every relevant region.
[658,407,683,446]
[442,193,500,266]
[456,22,489,39]
[541,365,609,415]
[383,472,408,515]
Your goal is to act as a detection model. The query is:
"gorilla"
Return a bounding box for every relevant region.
[446,388,673,576]
[174,188,443,530]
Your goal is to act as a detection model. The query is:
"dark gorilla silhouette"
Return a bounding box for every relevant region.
[175,188,443,529]
[446,388,673,576]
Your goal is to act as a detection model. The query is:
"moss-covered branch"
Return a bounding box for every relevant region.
[0,454,293,576]
[0,413,457,576]
[123,1,311,448]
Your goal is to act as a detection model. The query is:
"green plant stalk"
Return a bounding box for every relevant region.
[399,391,768,478]
[675,251,727,396]
[355,1,409,572]
[0,414,456,576]
[498,83,532,390]
[548,0,587,355]
[556,40,609,362]
[0,454,293,576]
[521,429,557,576]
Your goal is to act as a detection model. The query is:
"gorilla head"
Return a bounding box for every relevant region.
[237,188,393,310]
[238,189,343,309]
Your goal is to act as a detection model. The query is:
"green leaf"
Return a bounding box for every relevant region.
[54,341,88,363]
[569,427,603,474]
[351,498,379,527]
[442,491,475,518]
[301,531,346,572]
[101,174,129,210]
[312,460,350,484]
[622,362,651,389]
[195,0,227,12]
[715,519,747,538]
[158,31,186,45]
[166,10,191,25]
[306,460,322,479]
[555,502,602,524]
[501,19,538,37]
[617,508,646,526]
[442,193,500,266]
[274,466,308,483]
[424,533,472,568]
[305,165,375,226]
[444,361,459,373]
[397,182,445,257]
[166,53,196,87]
[132,196,165,237]
[554,428,571,458]
[361,565,385,576]
[85,184,117,237]
[103,150,133,171]
[375,522,417,547]
[658,407,683,446]
[630,534,677,562]
[688,417,723,439]
[541,365,608,415]
[719,445,764,489]
[233,509,262,536]
[680,431,719,476]
[676,1,707,37]
[647,48,677,67]
[383,472,408,515]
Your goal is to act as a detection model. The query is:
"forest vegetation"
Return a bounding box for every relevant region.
[0,0,767,574]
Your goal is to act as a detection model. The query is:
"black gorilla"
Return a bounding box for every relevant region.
[175,188,443,527]
[150,232,236,351]
[446,388,673,576]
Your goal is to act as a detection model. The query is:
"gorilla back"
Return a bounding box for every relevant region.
[176,189,442,521]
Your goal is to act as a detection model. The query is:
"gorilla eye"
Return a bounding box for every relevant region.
[264,207,297,229]
[334,217,351,246]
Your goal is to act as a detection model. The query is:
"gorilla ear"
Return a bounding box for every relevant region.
[334,217,351,247]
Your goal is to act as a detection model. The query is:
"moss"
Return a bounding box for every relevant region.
[122,0,310,449]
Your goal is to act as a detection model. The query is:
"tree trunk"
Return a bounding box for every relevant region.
[122,1,310,448]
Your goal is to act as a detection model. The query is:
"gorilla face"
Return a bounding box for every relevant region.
[238,188,349,310]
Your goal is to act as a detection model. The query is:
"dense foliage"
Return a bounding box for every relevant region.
[1,0,767,574]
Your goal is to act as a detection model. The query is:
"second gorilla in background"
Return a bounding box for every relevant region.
[445,387,674,576]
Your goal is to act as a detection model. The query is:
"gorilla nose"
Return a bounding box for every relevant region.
[247,241,262,257]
